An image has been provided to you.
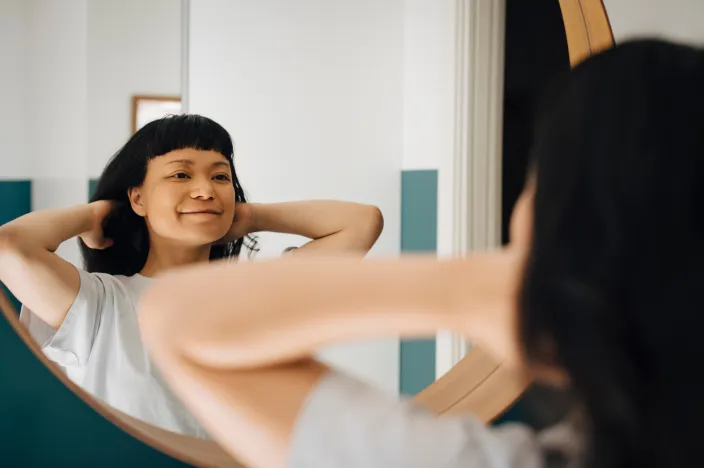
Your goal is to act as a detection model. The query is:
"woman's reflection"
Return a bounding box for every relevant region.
[0,114,383,437]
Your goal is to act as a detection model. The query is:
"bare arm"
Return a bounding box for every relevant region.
[0,202,108,328]
[230,201,384,255]
[139,250,519,370]
[138,250,520,467]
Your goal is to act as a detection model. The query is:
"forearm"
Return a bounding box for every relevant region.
[138,250,518,371]
[0,204,94,253]
[247,201,383,253]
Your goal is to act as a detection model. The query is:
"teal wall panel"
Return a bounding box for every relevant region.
[89,179,99,199]
[0,180,31,226]
[0,180,31,314]
[399,170,437,396]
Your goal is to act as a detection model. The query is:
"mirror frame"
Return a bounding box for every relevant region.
[0,1,613,466]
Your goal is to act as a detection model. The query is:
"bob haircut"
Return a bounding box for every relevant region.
[80,114,257,276]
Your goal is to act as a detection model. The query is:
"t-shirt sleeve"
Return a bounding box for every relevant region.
[19,268,109,370]
[287,370,543,468]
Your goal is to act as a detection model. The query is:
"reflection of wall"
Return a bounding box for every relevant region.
[87,0,182,177]
[0,0,31,180]
[0,0,181,269]
[0,0,89,267]
[604,0,704,44]
[190,0,405,395]
[188,0,456,396]
[399,170,438,396]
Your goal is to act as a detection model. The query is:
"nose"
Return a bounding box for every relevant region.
[189,178,216,200]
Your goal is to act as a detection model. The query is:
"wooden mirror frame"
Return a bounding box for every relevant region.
[0,1,613,466]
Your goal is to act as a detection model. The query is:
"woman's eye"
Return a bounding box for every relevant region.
[214,174,231,182]
[172,172,190,179]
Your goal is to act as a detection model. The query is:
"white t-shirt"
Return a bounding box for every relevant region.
[20,269,210,438]
[288,371,582,468]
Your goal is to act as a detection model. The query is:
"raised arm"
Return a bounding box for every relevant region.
[0,201,111,328]
[225,200,384,256]
[138,250,521,468]
[139,249,520,369]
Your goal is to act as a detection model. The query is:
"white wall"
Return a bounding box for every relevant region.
[402,0,455,172]
[25,0,89,266]
[0,0,31,180]
[86,0,182,177]
[0,0,88,184]
[188,0,404,394]
[0,0,181,265]
[604,0,704,45]
[28,0,88,182]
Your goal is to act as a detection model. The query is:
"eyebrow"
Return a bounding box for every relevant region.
[165,159,230,169]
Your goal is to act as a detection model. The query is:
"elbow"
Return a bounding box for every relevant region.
[0,226,50,263]
[0,226,20,255]
[0,227,28,276]
[359,204,384,248]
[368,205,384,236]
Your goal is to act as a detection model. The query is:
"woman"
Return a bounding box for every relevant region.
[138,39,704,468]
[0,114,384,438]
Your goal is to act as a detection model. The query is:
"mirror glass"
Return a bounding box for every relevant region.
[0,0,570,439]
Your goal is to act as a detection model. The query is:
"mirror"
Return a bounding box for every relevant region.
[0,0,613,465]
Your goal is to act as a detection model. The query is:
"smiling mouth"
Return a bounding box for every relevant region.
[180,211,223,215]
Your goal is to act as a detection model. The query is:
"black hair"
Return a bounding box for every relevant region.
[80,114,258,275]
[519,39,704,468]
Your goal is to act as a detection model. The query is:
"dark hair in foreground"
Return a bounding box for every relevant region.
[519,39,704,468]
[80,114,258,276]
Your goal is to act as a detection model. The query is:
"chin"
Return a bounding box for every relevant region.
[180,228,231,247]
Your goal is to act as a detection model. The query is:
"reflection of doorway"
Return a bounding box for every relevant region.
[496,0,572,428]
[501,0,570,245]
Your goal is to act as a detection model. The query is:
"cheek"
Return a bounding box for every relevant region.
[147,186,180,213]
[142,186,181,227]
[219,185,236,212]
[509,192,533,249]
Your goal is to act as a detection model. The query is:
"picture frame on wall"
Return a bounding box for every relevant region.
[131,95,182,134]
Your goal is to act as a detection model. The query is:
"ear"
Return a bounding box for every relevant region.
[128,187,147,217]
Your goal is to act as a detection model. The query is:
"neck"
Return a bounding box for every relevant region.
[140,235,211,278]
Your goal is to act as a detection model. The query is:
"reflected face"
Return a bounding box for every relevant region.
[129,149,236,246]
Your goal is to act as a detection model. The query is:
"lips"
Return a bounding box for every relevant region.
[179,210,223,215]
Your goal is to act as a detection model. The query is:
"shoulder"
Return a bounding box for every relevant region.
[74,270,151,305]
[289,370,547,468]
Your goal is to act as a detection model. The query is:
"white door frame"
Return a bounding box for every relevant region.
[180,0,190,113]
[436,0,506,380]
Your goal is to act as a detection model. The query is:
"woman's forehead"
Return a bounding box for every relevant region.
[152,149,230,167]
